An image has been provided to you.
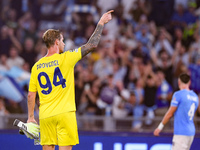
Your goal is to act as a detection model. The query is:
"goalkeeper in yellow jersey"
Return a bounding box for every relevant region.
[27,10,114,150]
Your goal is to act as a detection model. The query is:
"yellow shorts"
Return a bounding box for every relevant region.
[40,111,79,146]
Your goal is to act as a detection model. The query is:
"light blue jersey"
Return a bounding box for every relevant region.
[171,89,199,136]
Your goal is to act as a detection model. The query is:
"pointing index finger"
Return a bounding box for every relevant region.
[107,10,114,14]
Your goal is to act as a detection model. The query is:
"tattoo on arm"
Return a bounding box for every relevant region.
[81,24,104,57]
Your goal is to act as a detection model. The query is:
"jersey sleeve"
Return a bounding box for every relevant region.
[29,65,37,92]
[170,92,180,107]
[64,47,82,66]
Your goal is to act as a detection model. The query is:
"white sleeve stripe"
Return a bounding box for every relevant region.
[172,101,178,104]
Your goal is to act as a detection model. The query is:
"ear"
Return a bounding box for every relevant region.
[55,39,59,45]
[178,79,181,86]
[189,80,191,87]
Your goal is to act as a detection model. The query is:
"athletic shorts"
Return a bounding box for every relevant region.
[40,111,79,146]
[172,135,194,150]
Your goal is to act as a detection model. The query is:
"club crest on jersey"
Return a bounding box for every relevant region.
[172,97,178,104]
[69,49,78,52]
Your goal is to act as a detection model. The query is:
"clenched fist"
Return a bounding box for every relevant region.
[153,128,161,136]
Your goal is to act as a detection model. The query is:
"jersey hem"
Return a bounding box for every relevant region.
[39,110,76,120]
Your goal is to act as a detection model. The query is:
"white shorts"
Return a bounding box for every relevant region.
[172,135,194,150]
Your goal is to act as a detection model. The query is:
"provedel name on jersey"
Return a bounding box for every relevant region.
[37,60,59,70]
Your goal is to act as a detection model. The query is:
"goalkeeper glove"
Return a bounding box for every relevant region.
[13,119,40,140]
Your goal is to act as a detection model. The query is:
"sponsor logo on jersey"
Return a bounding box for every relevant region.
[69,49,78,52]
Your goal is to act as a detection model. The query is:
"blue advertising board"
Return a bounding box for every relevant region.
[0,130,199,150]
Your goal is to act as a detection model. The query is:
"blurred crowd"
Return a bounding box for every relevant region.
[0,0,200,131]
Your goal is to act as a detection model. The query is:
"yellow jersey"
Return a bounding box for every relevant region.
[29,48,82,119]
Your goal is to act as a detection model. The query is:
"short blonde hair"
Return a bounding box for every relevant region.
[42,29,61,48]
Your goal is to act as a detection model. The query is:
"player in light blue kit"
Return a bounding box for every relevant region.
[154,73,199,150]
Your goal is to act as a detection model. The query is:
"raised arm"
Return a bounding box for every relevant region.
[7,28,22,52]
[81,10,114,58]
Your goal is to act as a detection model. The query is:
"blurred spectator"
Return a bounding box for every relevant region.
[20,37,37,68]
[99,74,118,115]
[112,88,134,131]
[64,31,75,51]
[7,46,25,69]
[172,42,189,89]
[93,47,113,79]
[76,66,97,112]
[10,0,27,19]
[135,24,151,47]
[22,61,30,72]
[18,11,38,43]
[181,2,198,48]
[119,23,137,50]
[189,33,200,63]
[136,14,157,44]
[0,48,30,99]
[155,69,173,116]
[154,27,173,56]
[126,64,136,92]
[185,2,198,24]
[24,19,38,43]
[79,80,101,130]
[129,0,150,23]
[172,27,184,46]
[112,89,130,119]
[112,58,127,86]
[132,41,150,64]
[75,66,84,110]
[133,55,146,76]
[0,26,22,55]
[131,78,144,131]
[79,80,101,115]
[188,56,200,94]
[170,3,188,30]
[151,49,174,86]
[143,64,158,126]
[35,44,47,61]
[83,64,96,85]
[5,8,18,29]
[0,54,9,71]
